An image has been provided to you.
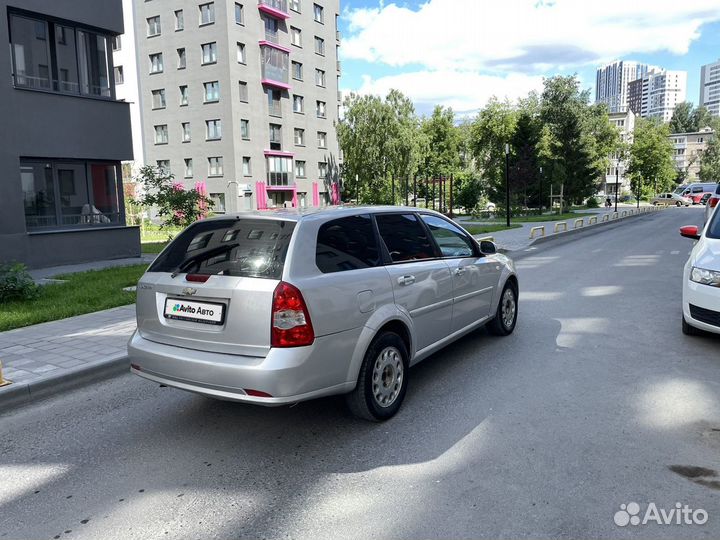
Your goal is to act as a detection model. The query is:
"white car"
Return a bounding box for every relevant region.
[680,206,720,336]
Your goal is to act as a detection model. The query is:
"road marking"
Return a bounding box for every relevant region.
[671,250,680,255]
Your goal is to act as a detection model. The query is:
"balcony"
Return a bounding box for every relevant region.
[336,60,341,72]
[336,30,341,41]
[265,28,279,43]
[337,90,342,102]
[258,0,290,20]
[261,46,290,89]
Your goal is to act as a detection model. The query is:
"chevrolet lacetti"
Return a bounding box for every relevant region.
[128,206,519,421]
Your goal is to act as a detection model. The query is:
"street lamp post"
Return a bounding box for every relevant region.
[539,165,543,215]
[614,166,619,213]
[505,144,510,227]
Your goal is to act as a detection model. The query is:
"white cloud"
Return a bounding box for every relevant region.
[343,0,720,71]
[352,70,545,115]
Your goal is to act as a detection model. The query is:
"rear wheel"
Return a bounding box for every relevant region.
[676,201,682,207]
[488,282,518,336]
[682,315,702,336]
[346,332,409,421]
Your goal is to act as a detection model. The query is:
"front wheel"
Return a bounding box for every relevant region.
[682,315,702,336]
[488,282,518,336]
[346,332,409,421]
[676,201,682,207]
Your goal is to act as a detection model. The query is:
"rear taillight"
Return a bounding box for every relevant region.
[271,281,314,347]
[710,197,719,209]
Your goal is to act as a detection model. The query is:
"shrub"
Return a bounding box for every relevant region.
[586,196,600,208]
[0,263,40,302]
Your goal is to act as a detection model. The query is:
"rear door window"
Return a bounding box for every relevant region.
[375,213,436,263]
[148,218,295,279]
[420,214,476,258]
[315,215,381,273]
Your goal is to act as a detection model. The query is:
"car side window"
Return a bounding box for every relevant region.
[315,215,381,273]
[420,214,475,258]
[375,213,435,263]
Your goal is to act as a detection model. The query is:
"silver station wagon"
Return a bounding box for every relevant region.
[128,206,519,420]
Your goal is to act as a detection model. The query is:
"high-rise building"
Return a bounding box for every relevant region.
[670,128,714,183]
[699,59,720,117]
[129,0,342,213]
[595,60,658,113]
[602,110,635,195]
[625,69,687,123]
[0,0,139,268]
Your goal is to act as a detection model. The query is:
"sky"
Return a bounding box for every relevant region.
[337,0,720,117]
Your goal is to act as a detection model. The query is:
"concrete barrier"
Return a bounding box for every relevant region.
[554,222,568,233]
[588,216,598,225]
[529,225,545,239]
[621,211,627,217]
[574,218,584,229]
[602,214,609,222]
[612,212,619,219]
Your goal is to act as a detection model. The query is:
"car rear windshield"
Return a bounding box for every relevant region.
[148,218,295,279]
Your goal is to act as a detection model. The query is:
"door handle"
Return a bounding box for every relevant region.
[454,267,466,276]
[397,275,415,286]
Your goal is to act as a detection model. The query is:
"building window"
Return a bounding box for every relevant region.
[111,35,121,51]
[267,156,293,186]
[315,69,326,87]
[177,48,186,69]
[206,119,222,140]
[151,88,166,109]
[313,3,324,22]
[114,66,124,84]
[149,52,163,73]
[208,157,223,176]
[318,161,328,178]
[210,193,226,213]
[184,158,193,178]
[241,119,250,139]
[156,160,170,174]
[291,26,302,47]
[239,81,249,102]
[267,88,282,117]
[292,61,303,80]
[290,0,301,12]
[146,16,161,36]
[199,2,215,25]
[20,160,122,230]
[316,100,326,118]
[314,36,325,55]
[294,128,305,146]
[295,160,306,178]
[154,124,169,144]
[317,131,327,148]
[179,85,188,105]
[204,81,220,102]
[242,156,251,176]
[201,42,217,64]
[270,123,282,150]
[175,9,184,30]
[235,3,244,25]
[293,94,304,113]
[182,122,191,142]
[9,14,113,97]
[237,42,246,64]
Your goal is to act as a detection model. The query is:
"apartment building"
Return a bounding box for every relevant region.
[699,59,720,118]
[0,0,138,268]
[595,60,657,113]
[670,128,714,183]
[602,110,635,194]
[627,70,687,122]
[131,0,341,213]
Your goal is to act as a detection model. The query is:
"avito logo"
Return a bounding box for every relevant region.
[614,502,708,527]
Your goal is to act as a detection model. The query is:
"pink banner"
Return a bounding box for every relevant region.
[312,182,320,207]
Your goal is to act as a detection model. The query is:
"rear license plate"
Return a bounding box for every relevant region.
[164,298,225,325]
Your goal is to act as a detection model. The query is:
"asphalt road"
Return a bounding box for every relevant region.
[2,207,719,540]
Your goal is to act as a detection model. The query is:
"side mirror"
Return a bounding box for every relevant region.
[479,240,497,255]
[679,225,700,240]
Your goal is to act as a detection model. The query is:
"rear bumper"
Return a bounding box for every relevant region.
[127,330,358,404]
[682,278,720,335]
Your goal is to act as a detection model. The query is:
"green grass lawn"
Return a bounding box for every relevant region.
[0,264,148,332]
[141,241,169,254]
[495,211,596,223]
[462,223,522,235]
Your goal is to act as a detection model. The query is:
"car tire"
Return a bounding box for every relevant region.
[488,282,518,336]
[682,315,702,336]
[346,332,409,422]
[676,201,682,207]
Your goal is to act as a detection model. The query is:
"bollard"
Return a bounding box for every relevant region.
[554,222,568,233]
[621,211,627,217]
[589,216,598,225]
[529,225,545,239]
[612,212,619,219]
[0,360,10,387]
[574,218,584,229]
[602,214,609,222]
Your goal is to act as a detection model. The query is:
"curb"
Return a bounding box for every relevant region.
[0,353,129,413]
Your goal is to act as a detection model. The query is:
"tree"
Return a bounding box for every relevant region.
[670,102,714,133]
[133,166,213,229]
[419,105,462,180]
[627,118,675,198]
[699,135,720,182]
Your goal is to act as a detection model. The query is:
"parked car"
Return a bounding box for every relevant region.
[128,207,519,421]
[700,193,712,205]
[704,183,720,224]
[676,182,718,204]
[651,193,692,207]
[679,208,720,336]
